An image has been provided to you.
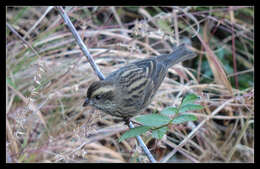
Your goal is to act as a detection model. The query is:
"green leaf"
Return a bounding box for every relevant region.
[179,104,203,113]
[135,114,171,127]
[119,126,151,142]
[172,114,197,124]
[161,107,178,115]
[182,94,199,106]
[152,126,168,139]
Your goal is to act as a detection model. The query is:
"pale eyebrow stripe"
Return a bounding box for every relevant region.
[92,86,114,97]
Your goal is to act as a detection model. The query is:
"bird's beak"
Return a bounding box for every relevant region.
[83,98,90,107]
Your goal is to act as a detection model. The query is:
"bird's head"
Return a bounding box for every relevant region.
[83,80,117,112]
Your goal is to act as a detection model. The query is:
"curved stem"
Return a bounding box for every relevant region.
[56,6,156,163]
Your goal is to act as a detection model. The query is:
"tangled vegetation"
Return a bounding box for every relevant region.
[6,6,253,163]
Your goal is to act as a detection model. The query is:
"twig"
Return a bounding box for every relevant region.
[173,9,180,45]
[229,7,239,89]
[6,23,41,59]
[160,98,234,162]
[56,6,105,80]
[173,6,200,38]
[23,6,54,39]
[128,121,156,163]
[55,6,156,163]
[7,83,47,128]
[225,118,252,162]
[110,7,127,37]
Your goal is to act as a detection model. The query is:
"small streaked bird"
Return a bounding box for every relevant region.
[83,43,196,120]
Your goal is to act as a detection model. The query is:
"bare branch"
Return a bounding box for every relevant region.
[56,6,105,80]
[55,6,157,163]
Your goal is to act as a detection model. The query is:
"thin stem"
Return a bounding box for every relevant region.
[161,98,234,162]
[56,6,105,80]
[128,122,156,163]
[55,6,156,163]
[6,23,41,59]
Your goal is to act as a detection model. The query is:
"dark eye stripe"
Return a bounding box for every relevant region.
[87,81,102,98]
[100,91,114,100]
[95,95,101,100]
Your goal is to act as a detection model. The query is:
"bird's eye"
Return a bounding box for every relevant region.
[95,95,101,100]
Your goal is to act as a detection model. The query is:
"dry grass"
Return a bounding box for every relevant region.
[6,6,254,163]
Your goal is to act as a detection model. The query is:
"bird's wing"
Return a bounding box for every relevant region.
[114,58,167,109]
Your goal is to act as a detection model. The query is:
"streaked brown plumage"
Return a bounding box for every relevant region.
[83,43,196,119]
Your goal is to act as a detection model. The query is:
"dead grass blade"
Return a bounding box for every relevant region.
[202,21,233,94]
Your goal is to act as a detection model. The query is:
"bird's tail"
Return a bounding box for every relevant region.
[157,43,196,68]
